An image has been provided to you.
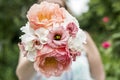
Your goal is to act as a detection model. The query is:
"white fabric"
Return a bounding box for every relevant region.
[32,51,93,80]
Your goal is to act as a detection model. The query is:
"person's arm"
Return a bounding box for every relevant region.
[84,32,105,80]
[16,50,36,80]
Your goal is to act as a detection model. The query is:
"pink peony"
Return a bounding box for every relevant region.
[66,22,78,37]
[47,26,69,48]
[102,16,109,23]
[34,46,72,77]
[27,1,65,30]
[102,41,111,49]
[36,44,54,55]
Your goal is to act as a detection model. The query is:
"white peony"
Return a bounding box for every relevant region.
[34,28,49,44]
[20,22,34,34]
[61,9,80,29]
[68,30,86,52]
[26,50,37,61]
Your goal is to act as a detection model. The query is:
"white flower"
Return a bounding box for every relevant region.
[20,34,37,51]
[20,22,34,34]
[34,28,49,44]
[68,30,86,52]
[61,9,80,29]
[26,50,37,61]
[77,30,87,44]
[20,22,37,51]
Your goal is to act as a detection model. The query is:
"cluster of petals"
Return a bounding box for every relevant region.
[34,45,71,77]
[19,1,86,77]
[27,1,65,30]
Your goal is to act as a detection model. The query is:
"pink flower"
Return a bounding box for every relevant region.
[34,47,71,77]
[47,26,69,48]
[27,1,65,30]
[102,41,111,49]
[66,22,78,37]
[37,44,54,55]
[102,16,109,23]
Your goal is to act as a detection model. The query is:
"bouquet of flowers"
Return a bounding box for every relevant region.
[18,1,86,77]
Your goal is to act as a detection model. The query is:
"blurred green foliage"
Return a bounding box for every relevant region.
[78,0,120,80]
[0,0,120,80]
[0,0,35,80]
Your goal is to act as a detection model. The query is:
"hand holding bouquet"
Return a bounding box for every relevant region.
[18,1,86,77]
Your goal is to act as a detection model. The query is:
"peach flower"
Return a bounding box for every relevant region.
[27,1,65,30]
[34,45,71,77]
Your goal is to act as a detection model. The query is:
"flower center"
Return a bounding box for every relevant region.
[38,13,51,21]
[34,40,40,45]
[44,57,57,68]
[54,34,61,40]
